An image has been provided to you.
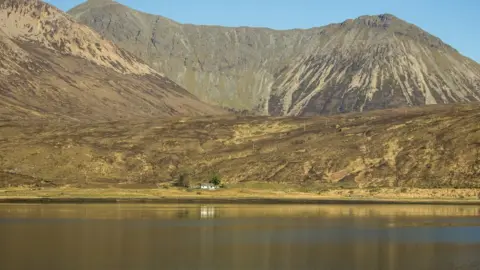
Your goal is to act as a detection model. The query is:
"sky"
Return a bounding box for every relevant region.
[47,0,479,63]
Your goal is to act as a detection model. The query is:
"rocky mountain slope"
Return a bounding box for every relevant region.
[1,103,479,189]
[0,0,223,121]
[69,0,480,116]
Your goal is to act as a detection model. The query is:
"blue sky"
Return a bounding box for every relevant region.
[47,0,479,62]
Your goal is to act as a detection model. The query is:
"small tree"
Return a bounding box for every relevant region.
[209,173,221,186]
[175,169,191,188]
[177,173,190,188]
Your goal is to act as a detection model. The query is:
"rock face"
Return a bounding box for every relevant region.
[0,0,223,121]
[69,1,480,115]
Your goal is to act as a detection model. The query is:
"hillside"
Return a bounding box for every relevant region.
[69,1,480,116]
[1,103,479,189]
[0,0,223,121]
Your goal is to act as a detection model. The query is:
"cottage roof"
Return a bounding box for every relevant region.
[201,183,215,186]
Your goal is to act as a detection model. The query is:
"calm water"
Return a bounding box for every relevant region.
[1,204,480,270]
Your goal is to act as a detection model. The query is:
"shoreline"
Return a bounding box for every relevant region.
[0,187,479,205]
[0,186,480,206]
[1,197,480,205]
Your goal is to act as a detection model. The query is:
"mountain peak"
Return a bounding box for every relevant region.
[84,0,115,4]
[86,0,116,5]
[362,13,398,20]
[340,13,414,30]
[336,13,457,53]
[0,0,223,120]
[353,13,398,24]
[0,0,155,75]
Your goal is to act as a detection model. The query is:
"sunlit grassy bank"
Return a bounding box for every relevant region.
[1,186,479,204]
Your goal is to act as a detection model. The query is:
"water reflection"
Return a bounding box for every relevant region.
[200,205,216,219]
[1,204,480,220]
[0,204,479,270]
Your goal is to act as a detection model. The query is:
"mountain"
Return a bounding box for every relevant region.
[68,1,480,116]
[0,0,223,121]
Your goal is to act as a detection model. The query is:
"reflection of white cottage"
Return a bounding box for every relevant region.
[200,183,217,190]
[200,206,216,219]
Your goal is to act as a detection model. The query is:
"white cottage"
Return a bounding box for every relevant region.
[200,183,217,190]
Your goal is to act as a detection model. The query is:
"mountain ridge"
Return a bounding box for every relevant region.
[66,0,474,54]
[68,1,480,116]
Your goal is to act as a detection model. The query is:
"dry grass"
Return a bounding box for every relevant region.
[0,103,479,191]
[0,186,479,203]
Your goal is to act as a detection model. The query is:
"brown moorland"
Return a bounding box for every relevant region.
[0,103,479,196]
